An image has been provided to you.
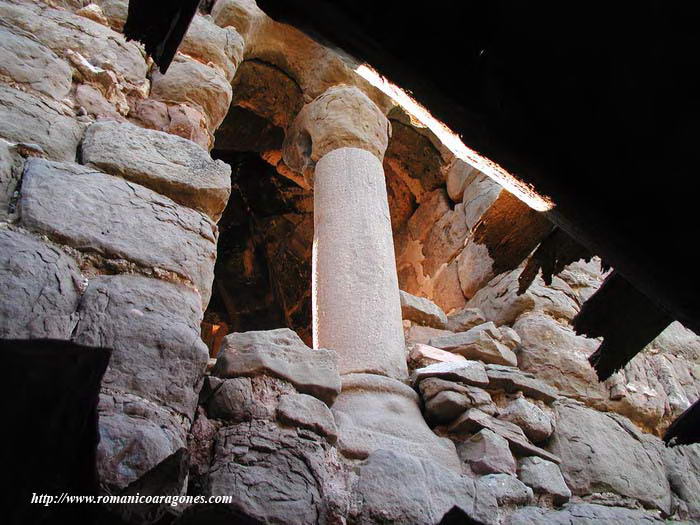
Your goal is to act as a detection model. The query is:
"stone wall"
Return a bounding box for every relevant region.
[1,1,699,524]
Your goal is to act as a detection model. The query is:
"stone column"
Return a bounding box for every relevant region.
[284,86,460,471]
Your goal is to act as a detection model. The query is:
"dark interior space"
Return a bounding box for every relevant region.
[257,0,700,336]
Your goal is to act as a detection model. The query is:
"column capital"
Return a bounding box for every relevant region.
[282,84,390,182]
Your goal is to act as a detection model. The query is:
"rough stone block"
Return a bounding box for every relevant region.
[277,393,338,443]
[82,120,231,221]
[429,322,518,367]
[457,429,516,475]
[19,158,217,305]
[72,275,209,417]
[485,364,559,403]
[0,86,83,162]
[400,289,448,328]
[411,360,489,388]
[0,228,82,339]
[499,397,554,443]
[212,328,341,405]
[517,456,571,505]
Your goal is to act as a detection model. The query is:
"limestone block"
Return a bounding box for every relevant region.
[462,171,502,230]
[0,1,147,85]
[400,290,448,328]
[479,474,533,507]
[332,373,461,471]
[211,0,264,38]
[446,307,487,333]
[283,85,390,179]
[424,390,471,423]
[207,419,346,525]
[212,328,341,405]
[484,364,559,403]
[0,141,20,220]
[418,378,496,415]
[404,324,454,345]
[205,375,296,422]
[499,397,554,443]
[18,159,218,305]
[457,429,516,475]
[449,409,561,464]
[181,15,244,82]
[92,0,128,31]
[276,393,338,443]
[517,456,571,505]
[663,443,700,520]
[506,503,664,524]
[0,228,82,339]
[446,159,480,203]
[430,259,467,313]
[429,322,518,367]
[500,326,522,350]
[407,188,450,242]
[411,361,489,388]
[351,449,497,525]
[129,98,211,150]
[0,25,72,99]
[547,400,672,514]
[0,86,83,162]
[467,270,579,326]
[407,343,467,369]
[151,55,233,130]
[97,392,187,490]
[421,204,468,276]
[82,120,231,221]
[72,275,208,418]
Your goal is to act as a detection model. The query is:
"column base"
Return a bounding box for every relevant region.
[332,373,462,472]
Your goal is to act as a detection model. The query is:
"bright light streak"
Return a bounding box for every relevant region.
[355,64,554,212]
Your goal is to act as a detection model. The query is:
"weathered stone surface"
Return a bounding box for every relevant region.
[0,141,17,220]
[405,324,454,345]
[446,159,480,203]
[506,503,664,524]
[73,275,208,417]
[351,449,497,525]
[500,326,522,350]
[180,15,244,82]
[98,392,187,490]
[663,444,700,520]
[485,364,559,403]
[500,397,554,443]
[466,270,579,326]
[419,378,495,412]
[430,259,467,314]
[407,188,450,242]
[0,25,72,99]
[151,55,233,130]
[129,98,211,150]
[92,0,128,31]
[0,1,147,85]
[211,0,265,38]
[446,306,487,332]
[430,322,518,367]
[207,420,347,525]
[449,409,561,464]
[0,228,82,339]
[411,360,489,388]
[425,391,471,424]
[82,120,232,221]
[400,290,448,328]
[421,204,469,276]
[457,429,516,475]
[462,171,503,230]
[283,85,390,179]
[333,374,461,471]
[277,393,338,443]
[212,329,341,405]
[188,408,218,481]
[480,474,533,507]
[512,312,699,433]
[19,159,217,305]
[547,400,672,514]
[0,86,83,162]
[408,343,467,369]
[517,456,571,505]
[204,374,296,423]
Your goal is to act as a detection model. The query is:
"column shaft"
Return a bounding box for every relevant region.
[313,147,407,380]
